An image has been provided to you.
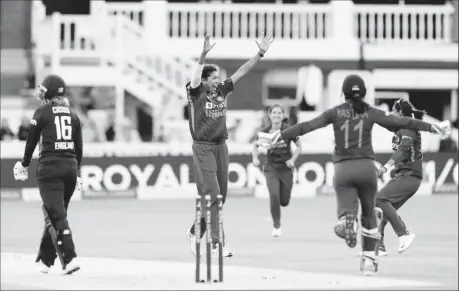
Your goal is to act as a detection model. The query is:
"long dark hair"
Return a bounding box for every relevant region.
[342,74,369,114]
[268,104,289,127]
[393,98,425,120]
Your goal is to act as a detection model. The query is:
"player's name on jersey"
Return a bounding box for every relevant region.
[337,109,369,119]
[52,106,70,114]
[55,141,74,150]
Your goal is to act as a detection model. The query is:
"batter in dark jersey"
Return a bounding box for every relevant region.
[16,73,82,274]
[22,104,82,169]
[275,74,441,275]
[375,99,426,255]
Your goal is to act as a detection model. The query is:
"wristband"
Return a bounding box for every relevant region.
[258,52,264,58]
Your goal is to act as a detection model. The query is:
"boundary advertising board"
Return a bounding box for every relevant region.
[1,153,456,201]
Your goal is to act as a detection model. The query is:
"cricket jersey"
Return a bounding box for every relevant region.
[260,124,298,166]
[390,129,423,178]
[186,78,234,143]
[281,102,432,163]
[21,103,83,169]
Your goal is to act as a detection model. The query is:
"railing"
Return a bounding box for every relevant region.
[56,1,454,45]
[57,15,98,55]
[167,4,332,40]
[163,2,455,43]
[355,4,455,43]
[32,1,457,63]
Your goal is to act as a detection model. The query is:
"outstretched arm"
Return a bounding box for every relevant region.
[373,108,435,133]
[230,34,273,85]
[280,109,334,141]
[190,34,215,89]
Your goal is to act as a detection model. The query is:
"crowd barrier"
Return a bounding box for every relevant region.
[1,145,456,202]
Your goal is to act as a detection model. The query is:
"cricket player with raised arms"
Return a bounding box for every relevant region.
[186,34,273,257]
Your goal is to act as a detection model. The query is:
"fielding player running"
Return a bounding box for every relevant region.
[186,34,273,257]
[269,74,448,275]
[375,99,427,256]
[13,74,83,275]
[252,105,301,238]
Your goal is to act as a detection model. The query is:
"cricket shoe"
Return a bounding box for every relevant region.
[186,228,200,256]
[361,251,378,276]
[212,245,235,258]
[62,258,80,275]
[334,214,358,248]
[398,233,416,253]
[272,227,282,238]
[37,261,50,274]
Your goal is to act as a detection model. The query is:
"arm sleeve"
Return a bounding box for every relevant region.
[190,63,204,89]
[73,114,83,170]
[219,78,234,98]
[186,82,201,101]
[391,129,415,164]
[281,109,333,140]
[21,108,43,167]
[373,108,432,132]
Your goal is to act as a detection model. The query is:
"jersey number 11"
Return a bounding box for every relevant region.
[340,119,363,149]
[54,116,72,140]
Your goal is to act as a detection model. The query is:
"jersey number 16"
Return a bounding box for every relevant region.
[54,116,72,140]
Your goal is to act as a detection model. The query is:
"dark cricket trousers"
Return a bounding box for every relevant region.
[190,141,229,245]
[334,159,378,251]
[376,174,422,239]
[36,158,78,266]
[264,163,293,229]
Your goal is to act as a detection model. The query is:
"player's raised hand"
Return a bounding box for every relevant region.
[256,33,274,54]
[202,34,216,55]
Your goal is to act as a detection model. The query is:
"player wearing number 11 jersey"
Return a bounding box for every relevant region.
[276,74,445,276]
[16,74,82,275]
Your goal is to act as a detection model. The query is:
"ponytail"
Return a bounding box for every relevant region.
[397,99,425,120]
[341,74,369,114]
[411,109,425,120]
[349,94,368,114]
[50,96,70,107]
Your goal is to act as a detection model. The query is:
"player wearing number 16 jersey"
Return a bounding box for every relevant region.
[274,74,446,276]
[15,74,82,275]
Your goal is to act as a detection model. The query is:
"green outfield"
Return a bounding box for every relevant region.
[1,195,457,290]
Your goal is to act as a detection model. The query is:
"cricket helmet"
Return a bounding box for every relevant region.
[37,74,68,101]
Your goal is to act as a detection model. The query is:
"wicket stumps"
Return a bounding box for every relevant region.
[195,194,224,283]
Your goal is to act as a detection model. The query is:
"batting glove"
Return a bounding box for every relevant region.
[13,161,28,181]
